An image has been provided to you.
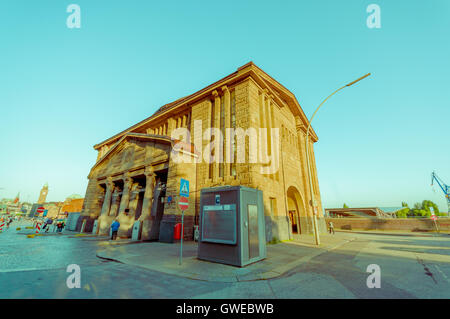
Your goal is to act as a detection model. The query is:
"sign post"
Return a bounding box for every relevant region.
[431,209,439,233]
[179,179,189,265]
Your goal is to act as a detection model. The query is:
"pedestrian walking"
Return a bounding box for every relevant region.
[111,219,120,240]
[45,218,53,233]
[56,221,63,232]
[328,221,335,235]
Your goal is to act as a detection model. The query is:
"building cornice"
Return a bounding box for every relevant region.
[93,62,318,150]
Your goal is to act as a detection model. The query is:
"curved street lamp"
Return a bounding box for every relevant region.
[306,73,371,245]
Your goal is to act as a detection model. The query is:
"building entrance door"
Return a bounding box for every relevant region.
[289,210,298,234]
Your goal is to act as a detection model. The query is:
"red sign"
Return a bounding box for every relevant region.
[178,196,189,211]
[37,207,45,214]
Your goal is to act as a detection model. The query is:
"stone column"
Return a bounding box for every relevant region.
[265,92,273,160]
[117,175,134,237]
[109,187,121,217]
[140,167,156,240]
[100,177,114,216]
[259,91,268,166]
[127,183,140,219]
[140,167,156,220]
[222,86,231,178]
[98,177,114,235]
[267,94,277,180]
[167,117,176,136]
[118,175,132,215]
[205,100,213,181]
[212,90,221,182]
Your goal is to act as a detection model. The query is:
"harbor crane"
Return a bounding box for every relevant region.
[431,171,450,215]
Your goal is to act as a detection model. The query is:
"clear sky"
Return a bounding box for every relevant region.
[0,0,449,211]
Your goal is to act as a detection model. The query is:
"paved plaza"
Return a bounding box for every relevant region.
[1,220,450,298]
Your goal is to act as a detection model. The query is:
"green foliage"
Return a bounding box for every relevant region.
[268,237,281,245]
[343,203,349,209]
[396,208,409,218]
[396,200,441,218]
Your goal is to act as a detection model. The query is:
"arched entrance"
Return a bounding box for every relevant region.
[286,186,305,235]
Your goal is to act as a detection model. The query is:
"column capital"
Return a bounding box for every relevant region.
[144,166,155,177]
[106,176,114,189]
[123,173,132,184]
[221,85,229,94]
[212,90,219,98]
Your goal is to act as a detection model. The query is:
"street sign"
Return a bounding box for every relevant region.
[179,179,189,197]
[179,196,189,211]
[179,178,190,265]
[37,207,45,214]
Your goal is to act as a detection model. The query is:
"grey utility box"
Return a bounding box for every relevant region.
[131,220,142,241]
[198,186,266,267]
[92,220,99,235]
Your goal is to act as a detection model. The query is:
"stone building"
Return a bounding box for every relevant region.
[37,183,48,204]
[59,195,84,219]
[78,62,325,241]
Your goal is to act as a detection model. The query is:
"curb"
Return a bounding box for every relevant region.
[95,237,356,283]
[336,230,449,238]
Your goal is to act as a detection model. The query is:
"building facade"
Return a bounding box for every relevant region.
[37,183,48,204]
[78,62,325,241]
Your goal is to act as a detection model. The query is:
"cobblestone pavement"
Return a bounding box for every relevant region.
[1,220,450,298]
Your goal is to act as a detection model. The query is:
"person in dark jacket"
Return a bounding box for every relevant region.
[111,219,120,240]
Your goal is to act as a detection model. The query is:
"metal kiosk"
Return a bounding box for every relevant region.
[198,186,266,267]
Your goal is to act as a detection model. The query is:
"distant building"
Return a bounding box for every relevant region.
[37,183,48,204]
[59,195,84,219]
[325,207,402,218]
[30,194,84,219]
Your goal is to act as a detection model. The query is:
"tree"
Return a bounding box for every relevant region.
[396,208,409,218]
[396,200,440,218]
[343,203,349,209]
[421,200,440,215]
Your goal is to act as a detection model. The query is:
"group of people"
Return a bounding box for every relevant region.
[42,218,65,233]
[5,217,13,229]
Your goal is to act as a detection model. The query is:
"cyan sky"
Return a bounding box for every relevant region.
[0,0,449,211]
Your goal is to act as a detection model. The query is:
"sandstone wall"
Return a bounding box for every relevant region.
[326,217,450,232]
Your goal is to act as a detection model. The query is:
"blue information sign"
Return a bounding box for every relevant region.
[179,179,189,197]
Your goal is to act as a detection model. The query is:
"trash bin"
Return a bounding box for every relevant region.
[132,220,142,241]
[194,225,199,242]
[174,223,183,240]
[159,216,176,243]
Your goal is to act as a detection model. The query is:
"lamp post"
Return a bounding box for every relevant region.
[306,73,371,245]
